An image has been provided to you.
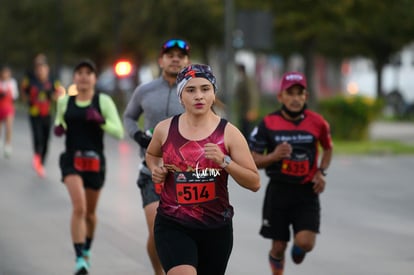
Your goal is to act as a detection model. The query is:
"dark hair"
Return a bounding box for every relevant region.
[0,64,11,71]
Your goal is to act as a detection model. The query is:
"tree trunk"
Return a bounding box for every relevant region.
[303,38,316,109]
[374,60,385,99]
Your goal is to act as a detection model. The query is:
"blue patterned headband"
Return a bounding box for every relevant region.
[176,64,217,101]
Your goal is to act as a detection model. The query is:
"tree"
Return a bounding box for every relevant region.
[0,0,223,72]
[340,0,414,98]
[237,0,414,102]
[270,1,356,106]
[0,0,59,66]
[236,0,351,106]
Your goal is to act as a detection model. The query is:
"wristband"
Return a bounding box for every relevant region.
[318,168,327,176]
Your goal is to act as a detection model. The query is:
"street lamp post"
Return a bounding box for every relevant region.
[223,0,235,120]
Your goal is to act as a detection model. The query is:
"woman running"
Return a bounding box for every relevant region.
[146,64,260,275]
[54,60,124,275]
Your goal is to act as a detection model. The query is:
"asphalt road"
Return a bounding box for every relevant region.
[1,113,413,275]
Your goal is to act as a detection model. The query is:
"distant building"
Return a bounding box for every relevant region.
[342,42,414,116]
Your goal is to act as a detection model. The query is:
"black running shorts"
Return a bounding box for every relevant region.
[259,182,320,241]
[59,151,106,190]
[154,214,233,275]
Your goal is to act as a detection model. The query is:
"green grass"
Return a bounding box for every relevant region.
[333,139,414,155]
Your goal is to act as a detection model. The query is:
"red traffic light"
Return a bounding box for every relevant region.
[114,60,133,77]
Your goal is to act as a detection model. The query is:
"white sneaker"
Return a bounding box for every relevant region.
[4,144,12,158]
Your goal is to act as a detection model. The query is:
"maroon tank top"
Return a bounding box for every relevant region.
[158,114,233,229]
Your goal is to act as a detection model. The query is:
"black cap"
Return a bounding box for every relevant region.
[74,59,97,73]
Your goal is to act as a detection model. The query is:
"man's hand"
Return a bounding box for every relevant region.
[269,141,292,162]
[312,171,326,194]
[134,130,152,148]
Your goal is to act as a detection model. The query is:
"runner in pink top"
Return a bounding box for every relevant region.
[0,65,19,158]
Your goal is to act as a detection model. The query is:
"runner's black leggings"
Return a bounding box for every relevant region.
[29,115,51,164]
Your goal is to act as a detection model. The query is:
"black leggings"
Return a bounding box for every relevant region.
[29,115,51,164]
[154,214,233,275]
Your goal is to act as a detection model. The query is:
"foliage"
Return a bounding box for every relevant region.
[339,0,414,98]
[1,0,414,100]
[318,95,383,140]
[0,0,223,70]
[237,0,414,101]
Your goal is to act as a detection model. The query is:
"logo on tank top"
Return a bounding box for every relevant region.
[275,133,313,143]
[195,162,221,179]
[176,173,187,182]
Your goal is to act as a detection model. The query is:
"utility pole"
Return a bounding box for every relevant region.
[55,0,63,79]
[223,0,235,120]
[113,0,124,111]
